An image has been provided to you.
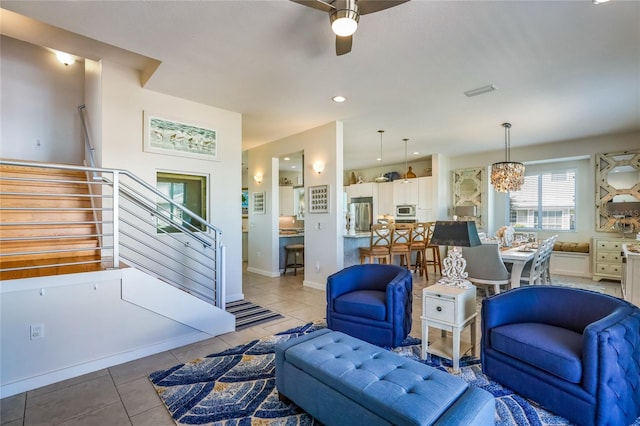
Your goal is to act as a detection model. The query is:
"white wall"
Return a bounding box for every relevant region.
[1,36,84,164]
[247,122,344,289]
[97,61,243,301]
[0,270,226,397]
[449,131,640,241]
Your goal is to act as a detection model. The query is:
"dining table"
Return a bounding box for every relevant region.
[500,246,537,289]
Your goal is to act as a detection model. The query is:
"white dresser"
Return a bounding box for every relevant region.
[592,238,625,281]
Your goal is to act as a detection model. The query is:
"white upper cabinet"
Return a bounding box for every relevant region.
[377,181,394,217]
[417,177,433,210]
[393,180,419,206]
[279,186,294,216]
[346,182,375,200]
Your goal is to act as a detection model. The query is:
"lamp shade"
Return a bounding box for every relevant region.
[430,221,481,247]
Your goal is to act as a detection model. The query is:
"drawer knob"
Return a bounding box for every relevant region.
[436,306,442,312]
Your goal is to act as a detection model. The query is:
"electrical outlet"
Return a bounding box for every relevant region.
[35,139,42,149]
[30,323,44,340]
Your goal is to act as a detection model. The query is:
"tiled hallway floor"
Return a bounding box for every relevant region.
[1,265,623,425]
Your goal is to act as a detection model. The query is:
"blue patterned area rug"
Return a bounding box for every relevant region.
[149,321,634,425]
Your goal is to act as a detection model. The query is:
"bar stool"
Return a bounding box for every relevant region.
[283,244,304,275]
[424,222,443,275]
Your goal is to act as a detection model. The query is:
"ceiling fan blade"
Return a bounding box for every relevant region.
[290,0,335,13]
[358,0,410,15]
[336,34,353,56]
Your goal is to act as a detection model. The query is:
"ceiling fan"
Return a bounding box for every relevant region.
[291,0,409,55]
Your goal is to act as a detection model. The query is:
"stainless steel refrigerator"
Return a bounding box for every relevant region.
[351,197,373,232]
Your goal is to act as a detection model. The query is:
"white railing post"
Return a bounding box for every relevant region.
[112,171,120,268]
[217,240,225,309]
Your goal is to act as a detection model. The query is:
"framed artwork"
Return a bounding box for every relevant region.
[242,188,248,217]
[252,192,266,215]
[143,111,218,161]
[308,185,329,213]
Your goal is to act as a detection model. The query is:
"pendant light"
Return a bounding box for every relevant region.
[402,138,412,183]
[374,130,388,182]
[490,123,525,192]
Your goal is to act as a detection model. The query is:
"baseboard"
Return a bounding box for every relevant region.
[246,267,281,277]
[303,280,325,291]
[0,332,211,398]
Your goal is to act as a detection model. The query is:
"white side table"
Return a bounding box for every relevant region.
[421,283,477,372]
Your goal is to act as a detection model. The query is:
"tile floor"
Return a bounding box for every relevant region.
[0,265,623,425]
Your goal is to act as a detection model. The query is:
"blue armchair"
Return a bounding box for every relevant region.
[326,264,412,347]
[481,286,640,426]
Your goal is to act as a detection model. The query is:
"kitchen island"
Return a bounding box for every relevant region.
[343,232,370,267]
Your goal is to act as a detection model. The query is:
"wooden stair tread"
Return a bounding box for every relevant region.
[1,163,106,279]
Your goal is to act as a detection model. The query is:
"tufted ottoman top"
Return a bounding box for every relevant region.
[281,329,470,425]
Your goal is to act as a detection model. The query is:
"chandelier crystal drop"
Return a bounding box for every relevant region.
[490,123,525,192]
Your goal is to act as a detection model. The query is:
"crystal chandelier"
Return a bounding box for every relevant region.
[490,122,525,192]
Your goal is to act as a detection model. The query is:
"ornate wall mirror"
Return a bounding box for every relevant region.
[452,167,485,228]
[595,151,640,234]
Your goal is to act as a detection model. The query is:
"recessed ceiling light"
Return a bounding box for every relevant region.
[291,165,296,169]
[283,157,290,161]
[376,157,382,161]
[593,0,610,4]
[332,95,346,103]
[464,84,496,97]
[413,151,420,155]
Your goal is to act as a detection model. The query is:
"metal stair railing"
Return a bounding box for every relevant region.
[0,159,224,308]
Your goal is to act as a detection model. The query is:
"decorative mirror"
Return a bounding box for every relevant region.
[452,167,485,228]
[595,151,640,234]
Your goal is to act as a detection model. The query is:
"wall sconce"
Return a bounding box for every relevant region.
[313,162,325,174]
[55,51,76,66]
[253,174,263,184]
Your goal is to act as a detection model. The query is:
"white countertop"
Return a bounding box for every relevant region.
[343,232,370,239]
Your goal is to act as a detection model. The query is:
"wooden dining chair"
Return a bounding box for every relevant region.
[390,223,413,268]
[409,222,428,276]
[358,223,393,264]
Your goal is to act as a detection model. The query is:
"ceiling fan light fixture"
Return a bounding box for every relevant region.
[330,5,359,36]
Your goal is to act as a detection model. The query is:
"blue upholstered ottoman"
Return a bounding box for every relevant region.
[275,329,495,426]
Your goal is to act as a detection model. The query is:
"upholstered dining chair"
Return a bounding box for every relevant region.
[462,244,510,296]
[409,222,428,276]
[358,223,393,264]
[389,223,412,268]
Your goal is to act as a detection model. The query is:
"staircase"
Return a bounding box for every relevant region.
[0,163,105,280]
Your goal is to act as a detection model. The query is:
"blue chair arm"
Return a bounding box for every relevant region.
[582,307,640,424]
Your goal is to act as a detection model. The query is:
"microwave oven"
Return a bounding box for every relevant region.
[396,204,416,217]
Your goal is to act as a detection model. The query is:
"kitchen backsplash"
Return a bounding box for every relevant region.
[279,216,304,230]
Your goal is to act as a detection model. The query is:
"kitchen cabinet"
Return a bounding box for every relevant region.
[279,186,294,216]
[417,177,433,210]
[393,180,419,206]
[377,181,394,217]
[294,187,305,219]
[346,182,375,200]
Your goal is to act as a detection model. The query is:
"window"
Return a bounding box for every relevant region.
[156,172,207,233]
[507,168,576,231]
